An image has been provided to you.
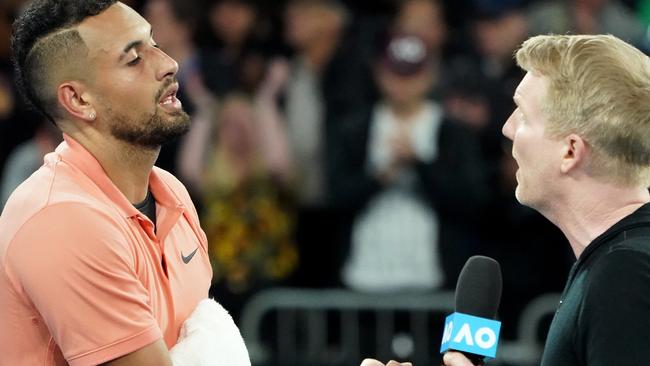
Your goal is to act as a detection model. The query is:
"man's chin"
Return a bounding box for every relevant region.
[110,110,191,149]
[157,113,191,144]
[514,185,527,205]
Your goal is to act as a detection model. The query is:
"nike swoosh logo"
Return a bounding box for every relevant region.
[181,247,199,264]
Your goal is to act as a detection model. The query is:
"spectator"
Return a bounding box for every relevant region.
[0,3,40,191]
[392,0,449,100]
[282,0,372,287]
[199,0,267,96]
[178,59,297,319]
[332,33,489,292]
[1,120,61,209]
[528,0,648,49]
[201,92,297,320]
[443,0,528,164]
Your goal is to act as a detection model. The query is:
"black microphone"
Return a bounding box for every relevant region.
[440,255,503,365]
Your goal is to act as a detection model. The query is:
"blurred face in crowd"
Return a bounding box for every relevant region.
[143,0,190,52]
[376,64,433,107]
[474,11,527,62]
[210,0,256,47]
[502,72,563,209]
[575,0,606,11]
[395,0,446,52]
[284,1,342,49]
[76,2,190,148]
[217,96,256,158]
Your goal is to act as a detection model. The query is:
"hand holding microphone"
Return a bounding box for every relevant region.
[442,351,476,366]
[440,255,503,366]
[359,256,502,366]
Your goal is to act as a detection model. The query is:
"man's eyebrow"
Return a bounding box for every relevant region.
[119,26,153,61]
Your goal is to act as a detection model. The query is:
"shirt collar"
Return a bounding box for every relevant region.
[578,202,650,262]
[56,134,184,219]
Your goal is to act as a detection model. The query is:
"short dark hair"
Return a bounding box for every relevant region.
[11,0,117,123]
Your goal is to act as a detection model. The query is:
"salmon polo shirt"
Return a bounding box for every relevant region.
[0,135,212,365]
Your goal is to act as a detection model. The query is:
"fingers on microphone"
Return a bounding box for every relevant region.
[443,351,474,366]
[387,360,412,366]
[360,358,385,366]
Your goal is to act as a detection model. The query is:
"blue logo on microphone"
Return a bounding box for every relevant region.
[440,312,501,358]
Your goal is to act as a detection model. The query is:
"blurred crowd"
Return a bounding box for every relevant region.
[2,0,649,339]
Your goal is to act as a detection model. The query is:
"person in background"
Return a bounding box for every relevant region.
[282,0,372,288]
[199,0,266,97]
[444,0,529,188]
[178,57,296,320]
[332,33,489,293]
[0,120,61,209]
[0,0,40,190]
[392,0,448,99]
[528,0,648,49]
[200,92,297,320]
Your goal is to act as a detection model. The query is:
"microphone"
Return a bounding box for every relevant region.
[440,255,503,365]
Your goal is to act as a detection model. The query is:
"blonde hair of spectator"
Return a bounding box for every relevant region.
[516,34,650,187]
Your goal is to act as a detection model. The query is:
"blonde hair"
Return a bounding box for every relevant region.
[516,34,650,186]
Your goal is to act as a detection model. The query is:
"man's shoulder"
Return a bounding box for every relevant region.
[608,225,650,255]
[1,161,124,250]
[5,157,115,210]
[584,244,650,299]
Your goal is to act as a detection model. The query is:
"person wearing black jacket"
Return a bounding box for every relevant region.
[330,33,490,292]
[442,34,650,366]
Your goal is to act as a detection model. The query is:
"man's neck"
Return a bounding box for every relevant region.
[70,131,160,203]
[542,183,650,259]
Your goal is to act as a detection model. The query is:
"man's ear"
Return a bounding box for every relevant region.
[57,81,97,122]
[560,133,588,174]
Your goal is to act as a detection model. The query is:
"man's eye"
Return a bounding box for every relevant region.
[127,56,141,66]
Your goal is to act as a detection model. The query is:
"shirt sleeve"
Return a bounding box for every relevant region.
[579,246,650,366]
[6,203,162,365]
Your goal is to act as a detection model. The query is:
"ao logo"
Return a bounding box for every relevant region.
[439,312,501,358]
[442,321,497,349]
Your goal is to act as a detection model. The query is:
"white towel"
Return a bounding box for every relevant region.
[170,298,251,366]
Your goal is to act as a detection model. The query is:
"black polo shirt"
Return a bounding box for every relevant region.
[541,203,650,366]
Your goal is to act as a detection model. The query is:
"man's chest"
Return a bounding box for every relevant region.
[540,272,587,366]
[125,210,212,345]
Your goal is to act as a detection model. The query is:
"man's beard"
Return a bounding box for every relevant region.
[109,107,191,149]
